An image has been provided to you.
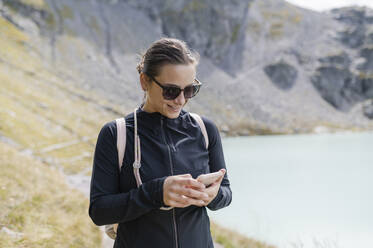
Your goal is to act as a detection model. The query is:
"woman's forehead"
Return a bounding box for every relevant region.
[157,64,196,86]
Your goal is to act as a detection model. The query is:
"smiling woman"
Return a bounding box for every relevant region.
[138,39,201,119]
[89,38,232,248]
[140,63,198,118]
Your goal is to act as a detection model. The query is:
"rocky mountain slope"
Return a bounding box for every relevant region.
[1,0,373,136]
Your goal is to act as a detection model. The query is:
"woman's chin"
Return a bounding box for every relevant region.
[165,111,180,119]
[164,105,182,118]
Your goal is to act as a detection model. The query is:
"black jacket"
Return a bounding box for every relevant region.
[89,108,232,248]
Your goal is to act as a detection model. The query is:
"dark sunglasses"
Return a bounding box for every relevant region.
[148,75,202,100]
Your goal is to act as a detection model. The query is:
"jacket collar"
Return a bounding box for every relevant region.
[136,104,189,131]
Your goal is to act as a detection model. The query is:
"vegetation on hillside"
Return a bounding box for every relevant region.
[0,142,102,247]
[211,222,276,248]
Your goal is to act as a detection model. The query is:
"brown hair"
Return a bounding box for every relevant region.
[136,38,199,77]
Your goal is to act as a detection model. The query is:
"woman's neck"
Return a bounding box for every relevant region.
[141,101,156,113]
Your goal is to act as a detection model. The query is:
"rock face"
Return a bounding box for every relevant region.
[333,7,373,48]
[318,52,351,67]
[312,66,353,111]
[264,61,297,90]
[1,0,373,135]
[359,47,373,71]
[363,100,373,119]
[122,0,251,75]
[309,8,373,113]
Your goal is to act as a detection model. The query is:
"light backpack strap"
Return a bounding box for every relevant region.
[132,108,143,188]
[190,113,209,149]
[106,118,126,239]
[116,118,126,172]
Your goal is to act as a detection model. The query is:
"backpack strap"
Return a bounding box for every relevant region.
[106,118,126,238]
[190,113,209,149]
[115,118,126,172]
[132,108,143,188]
[115,110,142,187]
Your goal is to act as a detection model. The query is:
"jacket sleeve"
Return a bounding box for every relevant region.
[202,117,232,211]
[89,121,166,226]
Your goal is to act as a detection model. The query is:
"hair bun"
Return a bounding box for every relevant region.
[135,38,199,77]
[136,54,145,74]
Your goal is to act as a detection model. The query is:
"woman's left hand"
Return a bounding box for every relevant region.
[200,169,226,206]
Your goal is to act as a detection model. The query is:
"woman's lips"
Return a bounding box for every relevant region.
[167,104,181,112]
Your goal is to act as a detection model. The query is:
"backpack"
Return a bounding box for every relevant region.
[105,110,209,239]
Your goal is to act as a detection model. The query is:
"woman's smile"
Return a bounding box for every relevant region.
[167,104,181,112]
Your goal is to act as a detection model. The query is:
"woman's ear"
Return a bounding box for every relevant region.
[140,73,149,91]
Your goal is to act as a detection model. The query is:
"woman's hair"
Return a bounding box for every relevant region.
[136,38,200,77]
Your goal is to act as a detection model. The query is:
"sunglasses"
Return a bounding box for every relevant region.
[148,75,202,100]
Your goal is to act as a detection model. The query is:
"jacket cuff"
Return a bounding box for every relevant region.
[207,187,222,209]
[150,176,167,207]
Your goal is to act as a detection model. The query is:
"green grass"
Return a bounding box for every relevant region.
[0,142,102,247]
[211,222,276,248]
[19,0,46,9]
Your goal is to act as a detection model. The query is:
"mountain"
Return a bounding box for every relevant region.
[1,0,373,136]
[3,1,371,246]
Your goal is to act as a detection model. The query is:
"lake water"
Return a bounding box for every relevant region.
[208,132,373,248]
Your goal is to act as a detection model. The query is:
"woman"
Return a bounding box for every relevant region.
[89,38,232,248]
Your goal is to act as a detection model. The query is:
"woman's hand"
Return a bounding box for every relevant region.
[163,174,209,208]
[200,169,226,206]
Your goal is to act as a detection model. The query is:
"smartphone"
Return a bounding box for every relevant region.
[196,171,224,186]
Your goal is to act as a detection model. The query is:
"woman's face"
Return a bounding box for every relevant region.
[141,63,196,119]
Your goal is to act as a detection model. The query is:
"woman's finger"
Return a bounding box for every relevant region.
[177,195,205,207]
[177,186,209,200]
[179,177,205,190]
[167,200,188,208]
[168,193,205,207]
[178,174,192,178]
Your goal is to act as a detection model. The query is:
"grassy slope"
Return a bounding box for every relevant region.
[0,141,102,247]
[0,9,275,247]
[211,222,276,248]
[0,12,110,247]
[0,14,120,174]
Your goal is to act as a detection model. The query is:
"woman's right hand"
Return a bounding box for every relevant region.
[163,174,209,208]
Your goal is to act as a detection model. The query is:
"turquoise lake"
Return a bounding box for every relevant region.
[208,131,373,248]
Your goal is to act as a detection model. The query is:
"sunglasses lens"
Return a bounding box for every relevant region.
[163,87,181,100]
[184,85,197,98]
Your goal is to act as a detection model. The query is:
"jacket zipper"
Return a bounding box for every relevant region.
[161,117,179,248]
